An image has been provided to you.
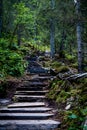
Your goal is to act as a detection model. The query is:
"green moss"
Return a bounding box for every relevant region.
[51,61,62,68]
[65,54,76,63]
[56,90,70,103]
[48,72,87,130]
[70,62,78,69]
[70,89,81,97]
[51,61,69,73]
[47,79,71,103]
[77,78,87,86]
[43,61,51,67]
[55,66,69,73]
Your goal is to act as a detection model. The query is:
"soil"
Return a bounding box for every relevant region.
[0,74,35,99]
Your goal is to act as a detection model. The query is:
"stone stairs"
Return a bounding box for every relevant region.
[0,58,60,130]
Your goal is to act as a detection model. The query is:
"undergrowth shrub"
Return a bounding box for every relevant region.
[65,54,76,63]
[48,77,87,130]
[0,38,27,78]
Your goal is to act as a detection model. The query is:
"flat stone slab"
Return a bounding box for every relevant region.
[26,82,48,86]
[14,95,46,102]
[0,107,52,113]
[15,90,48,95]
[37,76,54,80]
[17,86,43,91]
[27,76,53,81]
[39,73,51,76]
[38,76,54,81]
[8,102,45,108]
[0,120,60,130]
[14,95,46,98]
[28,67,48,74]
[0,113,54,120]
[0,99,11,105]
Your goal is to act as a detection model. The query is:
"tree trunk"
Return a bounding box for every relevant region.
[50,0,55,58]
[77,22,83,72]
[50,18,55,57]
[59,29,66,58]
[0,0,3,37]
[75,0,83,73]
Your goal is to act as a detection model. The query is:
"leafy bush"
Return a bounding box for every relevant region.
[0,38,27,77]
[48,76,87,130]
[65,108,87,130]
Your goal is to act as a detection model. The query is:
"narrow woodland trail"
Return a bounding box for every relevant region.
[0,54,60,130]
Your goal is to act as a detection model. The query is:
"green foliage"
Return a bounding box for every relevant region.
[0,38,26,78]
[51,61,62,68]
[70,62,78,69]
[65,54,76,63]
[47,79,70,103]
[56,66,69,73]
[50,60,69,73]
[13,2,33,25]
[48,75,87,129]
[65,108,87,130]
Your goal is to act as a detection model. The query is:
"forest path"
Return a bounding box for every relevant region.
[0,54,60,130]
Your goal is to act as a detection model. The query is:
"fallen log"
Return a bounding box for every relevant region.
[57,72,87,81]
[65,73,87,80]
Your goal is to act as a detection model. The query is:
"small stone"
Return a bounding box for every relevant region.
[0,99,11,105]
[65,104,71,110]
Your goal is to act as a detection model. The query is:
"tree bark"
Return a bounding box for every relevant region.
[0,0,3,38]
[77,22,83,72]
[59,29,65,57]
[50,0,55,58]
[50,18,55,58]
[75,0,83,73]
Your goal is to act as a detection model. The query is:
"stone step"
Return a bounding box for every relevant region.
[28,68,49,74]
[15,90,48,95]
[0,113,54,120]
[23,82,48,87]
[8,102,45,108]
[14,95,46,102]
[39,73,51,76]
[28,61,41,66]
[27,78,48,82]
[0,120,60,130]
[27,57,37,61]
[17,86,44,91]
[0,107,52,113]
[25,76,53,81]
[38,76,54,80]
